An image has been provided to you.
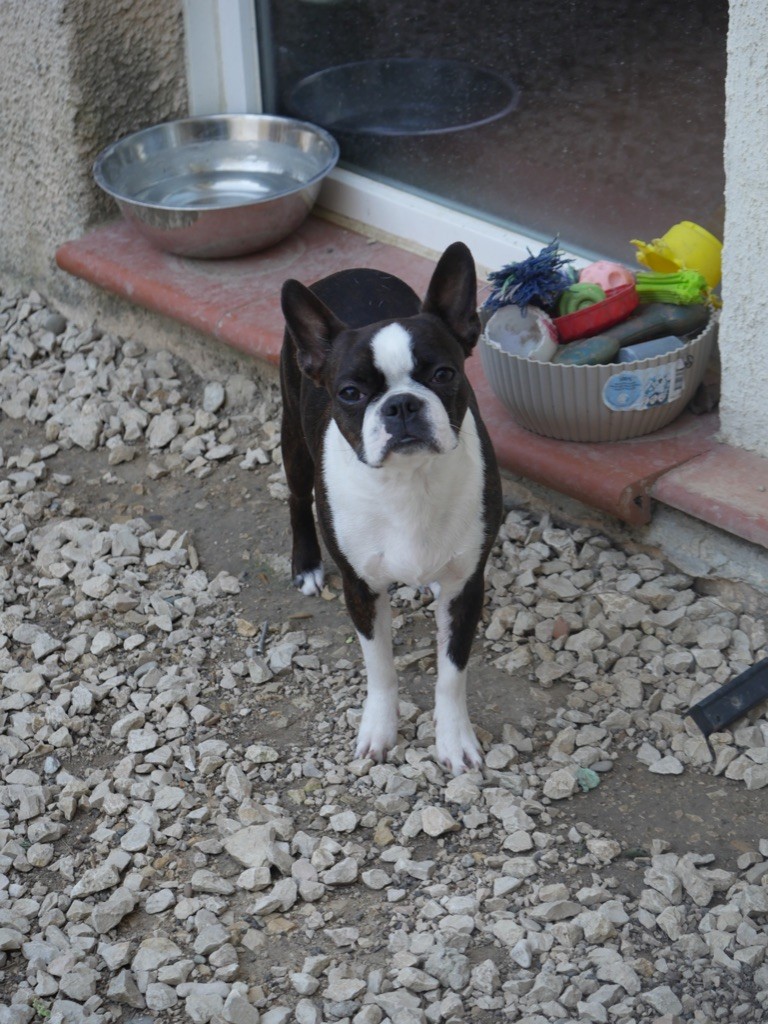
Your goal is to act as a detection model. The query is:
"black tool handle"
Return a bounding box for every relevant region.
[687,657,768,738]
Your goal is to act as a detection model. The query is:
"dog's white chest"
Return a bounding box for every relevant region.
[322,412,486,590]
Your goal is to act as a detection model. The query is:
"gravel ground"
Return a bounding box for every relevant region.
[0,284,767,1024]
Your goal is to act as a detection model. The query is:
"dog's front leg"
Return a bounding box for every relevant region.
[344,581,399,762]
[434,572,485,774]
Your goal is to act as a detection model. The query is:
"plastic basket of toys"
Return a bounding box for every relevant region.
[478,224,721,443]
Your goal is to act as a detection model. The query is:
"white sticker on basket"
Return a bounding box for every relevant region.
[602,359,687,412]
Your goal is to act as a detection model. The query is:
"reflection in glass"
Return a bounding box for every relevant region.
[256,0,726,261]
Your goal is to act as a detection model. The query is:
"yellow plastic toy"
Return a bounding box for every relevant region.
[631,221,722,289]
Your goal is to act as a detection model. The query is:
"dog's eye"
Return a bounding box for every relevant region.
[338,385,364,404]
[432,367,455,385]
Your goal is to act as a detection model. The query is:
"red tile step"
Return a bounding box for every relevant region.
[652,445,768,549]
[56,217,766,545]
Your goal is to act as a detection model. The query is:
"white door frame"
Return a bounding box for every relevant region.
[182,0,263,116]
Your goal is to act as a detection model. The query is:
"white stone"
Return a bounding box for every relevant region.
[71,863,121,897]
[423,948,470,991]
[322,976,366,1002]
[636,741,662,765]
[594,955,641,994]
[543,767,579,800]
[294,999,322,1024]
[225,764,251,801]
[147,409,180,448]
[744,764,768,789]
[268,641,298,673]
[529,899,581,922]
[252,878,298,915]
[185,989,226,1023]
[322,857,359,885]
[470,959,500,995]
[224,824,292,873]
[31,631,61,660]
[125,727,158,753]
[643,984,683,1015]
[676,854,715,907]
[0,928,24,950]
[91,629,119,654]
[132,935,184,973]
[195,923,229,955]
[261,1008,292,1024]
[586,837,622,863]
[206,443,235,461]
[4,669,45,694]
[329,809,358,833]
[81,574,114,599]
[106,969,144,1007]
[145,888,176,914]
[491,920,525,946]
[649,756,684,775]
[397,966,440,993]
[59,964,100,1001]
[616,675,644,707]
[421,806,460,836]
[146,983,178,1012]
[362,869,390,890]
[223,989,261,1024]
[121,820,152,852]
[244,742,280,763]
[153,785,185,810]
[190,869,236,895]
[212,571,241,594]
[290,973,320,996]
[203,381,226,413]
[110,710,145,738]
[69,414,102,450]
[91,887,137,933]
[575,909,616,943]
[26,842,55,867]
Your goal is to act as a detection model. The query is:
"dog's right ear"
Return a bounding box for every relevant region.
[281,280,347,385]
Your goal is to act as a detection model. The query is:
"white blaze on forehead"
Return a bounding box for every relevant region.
[371,323,414,386]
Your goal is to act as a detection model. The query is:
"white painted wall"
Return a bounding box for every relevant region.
[719,0,768,457]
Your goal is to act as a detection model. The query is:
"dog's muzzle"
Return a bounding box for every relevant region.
[380,392,434,451]
[382,391,424,436]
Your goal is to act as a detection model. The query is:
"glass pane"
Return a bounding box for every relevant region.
[256,0,726,261]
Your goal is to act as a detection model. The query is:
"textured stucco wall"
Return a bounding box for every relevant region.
[0,0,186,297]
[719,0,768,456]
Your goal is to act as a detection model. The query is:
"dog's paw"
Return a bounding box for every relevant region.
[355,701,398,763]
[293,565,324,596]
[435,715,484,776]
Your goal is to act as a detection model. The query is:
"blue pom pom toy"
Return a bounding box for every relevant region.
[484,238,574,313]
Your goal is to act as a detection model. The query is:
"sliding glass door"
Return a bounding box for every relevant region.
[256,0,726,261]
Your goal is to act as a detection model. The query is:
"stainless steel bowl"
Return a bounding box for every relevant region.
[93,114,339,259]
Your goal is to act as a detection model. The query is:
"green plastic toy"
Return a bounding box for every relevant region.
[556,282,606,316]
[635,270,707,305]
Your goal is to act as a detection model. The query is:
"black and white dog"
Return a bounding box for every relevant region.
[279,242,503,774]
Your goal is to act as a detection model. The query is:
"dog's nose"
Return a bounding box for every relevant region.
[382,393,424,428]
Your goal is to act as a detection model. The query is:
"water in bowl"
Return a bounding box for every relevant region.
[134,169,302,209]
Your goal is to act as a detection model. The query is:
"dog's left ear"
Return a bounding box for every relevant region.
[282,279,347,385]
[421,241,480,356]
